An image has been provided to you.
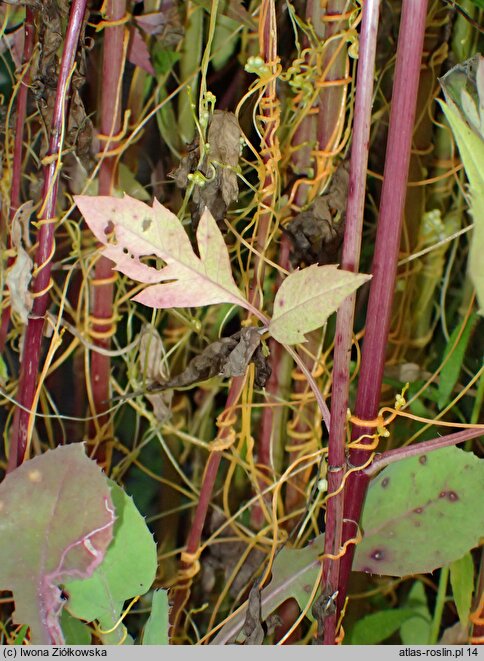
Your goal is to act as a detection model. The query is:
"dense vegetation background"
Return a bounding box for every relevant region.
[0,0,483,646]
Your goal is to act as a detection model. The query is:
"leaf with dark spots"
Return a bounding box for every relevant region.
[241,583,265,645]
[285,161,349,267]
[0,445,115,644]
[354,446,484,576]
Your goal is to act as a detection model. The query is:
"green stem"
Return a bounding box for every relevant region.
[429,565,449,644]
[198,0,220,118]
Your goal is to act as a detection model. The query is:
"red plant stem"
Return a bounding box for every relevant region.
[335,0,429,618]
[248,0,280,526]
[87,0,127,468]
[365,427,484,477]
[249,0,278,309]
[171,0,279,622]
[169,376,245,636]
[0,8,35,353]
[320,0,380,644]
[283,0,348,518]
[315,0,348,153]
[7,0,88,472]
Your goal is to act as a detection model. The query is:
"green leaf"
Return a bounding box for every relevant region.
[60,610,91,645]
[0,445,115,645]
[0,353,8,384]
[152,44,181,76]
[212,535,325,643]
[211,11,240,71]
[12,625,29,646]
[142,590,169,644]
[348,609,415,645]
[450,552,475,628]
[64,481,157,623]
[118,164,151,202]
[440,56,484,314]
[354,447,484,576]
[400,581,432,644]
[269,264,371,344]
[438,313,478,409]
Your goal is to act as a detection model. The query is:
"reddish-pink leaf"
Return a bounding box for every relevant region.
[0,444,115,644]
[128,26,155,75]
[75,195,251,312]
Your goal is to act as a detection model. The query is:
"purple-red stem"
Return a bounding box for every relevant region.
[335,0,429,617]
[364,427,484,478]
[8,0,88,472]
[169,376,245,636]
[320,0,380,644]
[87,0,127,468]
[171,0,278,626]
[0,8,35,353]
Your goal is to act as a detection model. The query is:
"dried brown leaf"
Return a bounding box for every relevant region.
[6,201,34,324]
[138,326,172,421]
[242,583,265,645]
[126,327,269,399]
[285,161,349,267]
[170,111,241,229]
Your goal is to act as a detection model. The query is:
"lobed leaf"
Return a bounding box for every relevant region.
[75,195,250,312]
[269,264,371,344]
[0,444,115,644]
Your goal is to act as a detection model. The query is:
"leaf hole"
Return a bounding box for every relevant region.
[139,255,163,270]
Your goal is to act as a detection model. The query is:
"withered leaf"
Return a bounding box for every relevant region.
[170,110,241,229]
[138,326,172,421]
[124,327,270,400]
[220,327,262,378]
[285,161,349,267]
[242,582,265,645]
[6,201,34,324]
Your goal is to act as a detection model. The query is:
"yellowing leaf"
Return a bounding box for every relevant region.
[269,264,371,344]
[75,196,250,311]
